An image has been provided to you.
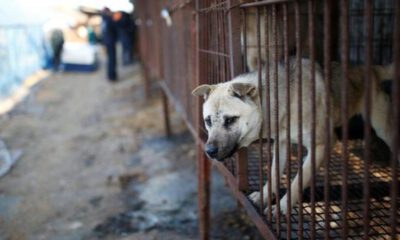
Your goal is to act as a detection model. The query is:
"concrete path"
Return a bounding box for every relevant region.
[0,62,261,240]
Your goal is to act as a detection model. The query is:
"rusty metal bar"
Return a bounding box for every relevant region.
[218,3,226,83]
[227,0,247,200]
[195,1,210,239]
[272,5,281,236]
[243,8,248,71]
[222,4,228,82]
[190,4,198,127]
[283,3,291,239]
[237,148,249,191]
[256,6,265,214]
[195,0,203,140]
[363,0,373,238]
[295,1,303,239]
[162,91,172,137]
[198,49,229,57]
[264,5,273,224]
[145,7,152,99]
[391,1,400,239]
[241,0,290,8]
[341,0,350,238]
[308,0,316,239]
[198,150,211,240]
[227,0,242,78]
[183,9,190,123]
[216,1,221,83]
[323,1,332,239]
[209,0,215,86]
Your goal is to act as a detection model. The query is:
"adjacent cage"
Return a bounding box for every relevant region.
[136,0,400,239]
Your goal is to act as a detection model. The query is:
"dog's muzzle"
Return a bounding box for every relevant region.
[205,143,238,162]
[205,144,219,160]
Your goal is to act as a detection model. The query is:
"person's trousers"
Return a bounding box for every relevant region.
[53,44,63,71]
[106,43,117,81]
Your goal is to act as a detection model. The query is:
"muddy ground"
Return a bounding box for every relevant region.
[0,62,262,240]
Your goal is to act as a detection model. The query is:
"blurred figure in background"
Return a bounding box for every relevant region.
[101,7,136,81]
[50,29,64,71]
[114,11,135,65]
[101,7,118,81]
[87,26,98,45]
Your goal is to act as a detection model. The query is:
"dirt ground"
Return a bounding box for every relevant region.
[0,61,262,240]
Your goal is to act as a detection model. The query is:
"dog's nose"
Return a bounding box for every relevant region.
[205,144,218,158]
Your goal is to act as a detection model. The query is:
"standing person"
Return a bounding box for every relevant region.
[101,7,118,81]
[50,29,64,71]
[114,11,134,65]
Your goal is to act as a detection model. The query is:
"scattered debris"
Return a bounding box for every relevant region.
[89,196,103,208]
[68,221,83,230]
[118,169,147,189]
[93,211,159,237]
[0,140,22,178]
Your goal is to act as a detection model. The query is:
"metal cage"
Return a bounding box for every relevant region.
[136,0,400,239]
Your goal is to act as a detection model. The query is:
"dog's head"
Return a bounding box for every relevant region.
[192,81,262,161]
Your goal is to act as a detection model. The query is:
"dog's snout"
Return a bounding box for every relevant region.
[205,144,218,158]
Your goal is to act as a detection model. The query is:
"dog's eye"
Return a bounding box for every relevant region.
[224,116,239,128]
[205,116,212,127]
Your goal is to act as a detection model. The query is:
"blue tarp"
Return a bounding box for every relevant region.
[0,26,47,99]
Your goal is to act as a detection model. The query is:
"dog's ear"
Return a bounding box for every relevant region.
[230,83,257,99]
[192,84,214,100]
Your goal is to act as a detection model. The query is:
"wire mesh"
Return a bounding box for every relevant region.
[223,141,400,239]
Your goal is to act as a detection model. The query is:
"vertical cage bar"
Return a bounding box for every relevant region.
[183,9,190,121]
[256,6,265,214]
[210,1,215,86]
[272,5,281,237]
[227,0,246,194]
[391,1,400,239]
[216,2,221,83]
[199,150,211,240]
[323,1,332,239]
[227,0,243,78]
[283,3,292,239]
[162,91,172,136]
[219,6,226,82]
[295,1,304,239]
[237,148,249,192]
[196,1,210,239]
[363,0,373,238]
[308,0,317,239]
[264,5,273,224]
[223,5,228,81]
[340,0,350,239]
[243,9,248,72]
[191,2,198,127]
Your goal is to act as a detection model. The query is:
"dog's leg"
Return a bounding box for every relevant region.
[369,85,394,153]
[269,142,325,215]
[249,139,288,206]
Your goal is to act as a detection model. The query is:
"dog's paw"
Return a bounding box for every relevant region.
[248,191,261,205]
[249,191,275,206]
[264,198,289,216]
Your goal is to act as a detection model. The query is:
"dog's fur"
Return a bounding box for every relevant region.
[193,58,394,214]
[244,6,312,72]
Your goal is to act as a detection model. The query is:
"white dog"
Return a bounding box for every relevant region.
[193,58,394,214]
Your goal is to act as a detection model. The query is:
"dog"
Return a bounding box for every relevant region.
[192,58,394,215]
